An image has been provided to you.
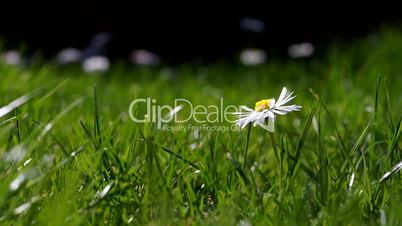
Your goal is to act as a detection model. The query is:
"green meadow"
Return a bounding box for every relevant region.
[0,28,401,225]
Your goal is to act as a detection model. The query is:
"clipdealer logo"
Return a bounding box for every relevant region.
[128,98,240,131]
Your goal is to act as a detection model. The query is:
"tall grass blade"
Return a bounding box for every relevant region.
[379,160,402,183]
[93,84,102,145]
[317,107,328,204]
[0,95,32,119]
[383,78,394,131]
[290,99,317,176]
[310,89,358,174]
[159,145,200,170]
[243,124,252,170]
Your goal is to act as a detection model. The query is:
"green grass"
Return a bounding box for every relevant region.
[0,28,401,225]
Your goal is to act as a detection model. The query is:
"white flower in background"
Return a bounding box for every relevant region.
[130,49,160,66]
[4,145,26,162]
[240,49,266,65]
[234,87,301,132]
[1,50,21,65]
[82,55,110,73]
[56,48,82,64]
[288,42,314,58]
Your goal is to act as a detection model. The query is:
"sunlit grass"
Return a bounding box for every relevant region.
[0,29,401,225]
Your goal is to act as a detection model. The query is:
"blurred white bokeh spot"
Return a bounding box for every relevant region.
[240,49,266,65]
[288,42,314,58]
[130,49,160,66]
[1,50,21,65]
[56,48,82,64]
[82,55,110,73]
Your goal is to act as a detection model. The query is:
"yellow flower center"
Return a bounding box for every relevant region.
[255,99,273,112]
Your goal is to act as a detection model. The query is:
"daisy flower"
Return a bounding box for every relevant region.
[234,87,302,132]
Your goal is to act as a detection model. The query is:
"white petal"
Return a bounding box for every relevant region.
[256,121,268,130]
[276,87,287,106]
[234,107,279,131]
[240,106,254,112]
[276,93,295,107]
[263,110,275,118]
[257,117,275,132]
[236,113,258,129]
[267,117,275,132]
[269,99,276,108]
[274,105,302,112]
[255,116,265,126]
[272,109,289,115]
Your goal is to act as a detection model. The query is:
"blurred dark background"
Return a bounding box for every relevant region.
[1,2,402,63]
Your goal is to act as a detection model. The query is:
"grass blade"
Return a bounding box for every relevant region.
[383,78,394,131]
[387,117,402,162]
[226,152,250,185]
[290,99,318,177]
[0,95,32,119]
[243,124,252,170]
[349,118,373,157]
[159,145,200,170]
[310,89,358,175]
[93,84,102,145]
[317,107,328,204]
[379,160,402,183]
